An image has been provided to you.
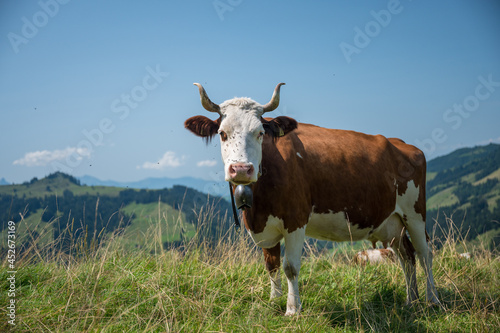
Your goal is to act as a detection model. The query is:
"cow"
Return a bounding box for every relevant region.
[354,248,397,265]
[184,83,440,315]
[459,252,471,259]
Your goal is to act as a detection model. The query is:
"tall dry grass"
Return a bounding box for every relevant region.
[1,202,498,332]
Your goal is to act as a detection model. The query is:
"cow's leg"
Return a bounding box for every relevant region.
[392,229,419,305]
[282,227,305,316]
[263,243,282,299]
[373,214,419,304]
[405,218,440,305]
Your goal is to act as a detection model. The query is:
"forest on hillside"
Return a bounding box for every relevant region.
[2,141,500,256]
[0,173,231,254]
[427,144,500,249]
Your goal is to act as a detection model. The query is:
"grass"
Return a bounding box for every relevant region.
[0,209,53,250]
[119,201,194,251]
[1,206,499,332]
[427,186,459,210]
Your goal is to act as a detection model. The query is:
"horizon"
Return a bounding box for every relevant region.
[1,1,499,189]
[2,141,498,186]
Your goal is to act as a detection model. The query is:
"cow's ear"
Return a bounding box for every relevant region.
[262,116,297,139]
[184,116,220,143]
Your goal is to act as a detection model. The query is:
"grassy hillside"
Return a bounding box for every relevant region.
[426,143,500,247]
[1,143,499,255]
[0,172,231,255]
[1,147,500,331]
[427,143,500,210]
[1,216,498,332]
[119,202,195,251]
[0,173,122,198]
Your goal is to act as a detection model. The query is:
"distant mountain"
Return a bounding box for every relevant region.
[0,178,9,185]
[79,175,227,197]
[2,143,499,251]
[426,143,500,249]
[428,143,500,173]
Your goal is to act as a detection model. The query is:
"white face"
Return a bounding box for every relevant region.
[218,98,266,185]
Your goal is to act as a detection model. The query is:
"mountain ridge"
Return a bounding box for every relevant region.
[78,175,227,195]
[1,143,499,250]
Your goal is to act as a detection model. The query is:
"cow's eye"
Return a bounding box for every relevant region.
[219,131,228,142]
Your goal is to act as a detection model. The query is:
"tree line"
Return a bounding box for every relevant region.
[0,173,232,254]
[428,178,500,250]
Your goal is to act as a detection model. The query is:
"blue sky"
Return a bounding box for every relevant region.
[1,0,499,186]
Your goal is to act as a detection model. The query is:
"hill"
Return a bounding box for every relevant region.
[425,143,500,248]
[0,172,231,254]
[1,143,499,253]
[427,143,500,174]
[79,175,226,195]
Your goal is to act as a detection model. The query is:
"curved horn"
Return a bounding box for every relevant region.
[193,83,220,114]
[262,82,285,113]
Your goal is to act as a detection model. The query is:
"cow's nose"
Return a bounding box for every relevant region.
[229,163,255,182]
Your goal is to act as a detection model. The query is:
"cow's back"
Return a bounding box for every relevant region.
[249,122,426,234]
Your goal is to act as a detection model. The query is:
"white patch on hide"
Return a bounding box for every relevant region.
[248,215,285,248]
[393,180,422,220]
[306,210,373,242]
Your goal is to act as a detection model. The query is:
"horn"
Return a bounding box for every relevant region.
[193,83,220,114]
[262,82,285,113]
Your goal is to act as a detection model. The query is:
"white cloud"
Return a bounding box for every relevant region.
[478,137,500,145]
[197,160,217,167]
[13,147,91,167]
[138,151,184,170]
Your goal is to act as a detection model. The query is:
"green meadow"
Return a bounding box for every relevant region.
[1,210,498,333]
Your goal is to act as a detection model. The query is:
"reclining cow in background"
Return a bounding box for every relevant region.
[184,83,440,315]
[354,248,397,265]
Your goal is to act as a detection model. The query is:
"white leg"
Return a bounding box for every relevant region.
[406,219,441,305]
[374,214,419,304]
[392,232,419,304]
[283,227,305,316]
[270,269,282,299]
[263,244,282,299]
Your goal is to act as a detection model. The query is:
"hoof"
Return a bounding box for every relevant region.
[428,299,445,310]
[285,306,301,316]
[270,290,282,300]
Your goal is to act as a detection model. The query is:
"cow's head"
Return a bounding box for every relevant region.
[185,83,297,185]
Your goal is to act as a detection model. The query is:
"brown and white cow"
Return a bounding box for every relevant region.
[185,83,440,315]
[354,248,397,265]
